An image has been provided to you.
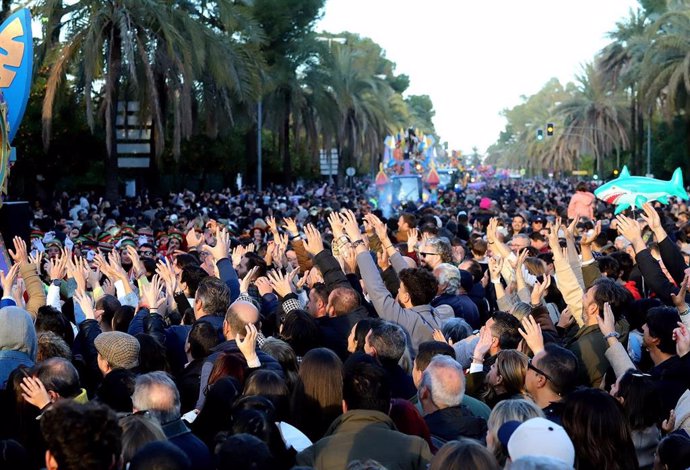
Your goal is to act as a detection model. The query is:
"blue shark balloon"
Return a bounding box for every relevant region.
[594,166,688,214]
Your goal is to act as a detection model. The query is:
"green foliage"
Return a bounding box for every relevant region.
[12,0,440,197]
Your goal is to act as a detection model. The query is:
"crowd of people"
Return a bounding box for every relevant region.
[0,177,689,470]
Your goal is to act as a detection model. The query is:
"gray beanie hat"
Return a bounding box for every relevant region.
[94,331,140,369]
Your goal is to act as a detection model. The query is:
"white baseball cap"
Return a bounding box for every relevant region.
[499,417,575,466]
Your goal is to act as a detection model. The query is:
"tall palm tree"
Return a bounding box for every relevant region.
[597,8,650,172]
[39,0,263,201]
[554,63,630,175]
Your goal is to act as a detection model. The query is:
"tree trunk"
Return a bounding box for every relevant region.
[105,26,122,203]
[630,91,637,172]
[280,89,292,182]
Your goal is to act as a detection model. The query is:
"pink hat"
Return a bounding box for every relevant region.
[479,197,492,210]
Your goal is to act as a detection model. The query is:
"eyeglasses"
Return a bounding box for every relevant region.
[419,252,439,258]
[528,358,553,382]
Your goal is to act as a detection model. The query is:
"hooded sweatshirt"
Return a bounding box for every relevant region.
[0,307,37,389]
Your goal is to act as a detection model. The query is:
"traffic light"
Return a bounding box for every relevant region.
[536,129,544,141]
[546,123,554,136]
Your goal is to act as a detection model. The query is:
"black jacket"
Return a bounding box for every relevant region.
[424,405,488,446]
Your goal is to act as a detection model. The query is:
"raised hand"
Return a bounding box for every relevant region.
[640,202,663,234]
[231,245,248,269]
[530,275,551,305]
[255,277,273,297]
[0,263,20,296]
[140,275,164,310]
[303,224,324,257]
[597,302,616,337]
[282,217,299,237]
[240,266,259,294]
[376,248,390,271]
[267,269,295,298]
[616,214,642,244]
[107,250,128,281]
[519,315,545,354]
[73,290,97,321]
[203,227,230,262]
[328,212,345,237]
[156,258,179,294]
[566,216,580,239]
[45,255,67,282]
[670,274,690,310]
[661,409,676,434]
[486,218,499,244]
[407,228,419,253]
[488,256,504,281]
[557,306,574,328]
[580,220,601,246]
[266,216,280,238]
[341,210,363,243]
[28,251,43,268]
[363,213,389,244]
[8,236,28,265]
[342,245,357,274]
[67,256,88,293]
[673,322,690,358]
[185,228,204,250]
[125,245,145,278]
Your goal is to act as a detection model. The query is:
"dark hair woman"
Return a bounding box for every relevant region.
[290,348,343,441]
[562,388,639,470]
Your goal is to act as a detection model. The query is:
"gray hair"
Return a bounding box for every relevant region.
[511,302,532,321]
[369,322,407,363]
[442,317,473,343]
[510,456,573,470]
[425,238,453,263]
[434,263,462,295]
[420,355,465,408]
[132,371,181,425]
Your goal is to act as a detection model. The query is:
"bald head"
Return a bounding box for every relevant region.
[224,300,260,340]
[327,287,360,317]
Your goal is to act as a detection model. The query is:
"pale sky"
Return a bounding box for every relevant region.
[317,0,640,155]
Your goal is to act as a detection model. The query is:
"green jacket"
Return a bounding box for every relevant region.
[296,410,432,470]
[566,324,609,388]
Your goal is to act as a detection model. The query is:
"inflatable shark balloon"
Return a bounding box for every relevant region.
[594,166,688,214]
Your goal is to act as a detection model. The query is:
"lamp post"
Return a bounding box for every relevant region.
[257,100,262,192]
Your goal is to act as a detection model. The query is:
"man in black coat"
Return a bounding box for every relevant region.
[418,355,487,448]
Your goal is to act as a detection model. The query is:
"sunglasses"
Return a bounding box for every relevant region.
[528,358,553,382]
[419,252,439,258]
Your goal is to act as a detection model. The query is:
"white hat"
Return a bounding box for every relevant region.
[501,417,575,466]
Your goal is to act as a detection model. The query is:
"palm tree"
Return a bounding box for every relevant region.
[597,8,650,172]
[39,0,263,201]
[639,6,690,151]
[554,63,630,175]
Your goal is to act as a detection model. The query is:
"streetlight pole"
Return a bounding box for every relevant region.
[257,100,262,192]
[646,111,652,176]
